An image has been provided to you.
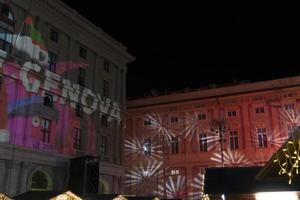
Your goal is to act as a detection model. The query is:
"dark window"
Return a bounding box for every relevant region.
[50,29,59,43]
[144,120,151,126]
[101,114,108,126]
[104,61,109,72]
[79,46,87,59]
[258,128,267,148]
[199,133,207,152]
[229,130,239,150]
[47,51,57,72]
[41,118,51,143]
[0,25,12,53]
[44,93,53,107]
[171,136,179,154]
[77,68,85,86]
[100,136,107,156]
[198,113,206,120]
[73,128,81,150]
[228,111,236,117]
[255,107,265,114]
[170,117,178,123]
[284,104,294,110]
[0,4,14,24]
[144,138,151,156]
[76,103,83,118]
[103,80,109,97]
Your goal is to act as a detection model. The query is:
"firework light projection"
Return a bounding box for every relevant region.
[182,111,199,141]
[280,107,300,132]
[154,175,186,199]
[211,148,252,166]
[125,160,163,188]
[188,171,205,200]
[145,113,182,145]
[251,128,288,148]
[124,137,163,161]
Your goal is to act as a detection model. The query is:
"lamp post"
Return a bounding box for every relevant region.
[210,118,228,168]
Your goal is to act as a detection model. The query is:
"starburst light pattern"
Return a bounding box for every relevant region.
[154,175,187,199]
[210,148,252,166]
[124,137,163,161]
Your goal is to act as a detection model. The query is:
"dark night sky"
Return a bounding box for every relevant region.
[61,1,300,98]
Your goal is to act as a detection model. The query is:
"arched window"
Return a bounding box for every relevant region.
[30,170,53,191]
[0,3,15,54]
[99,178,110,194]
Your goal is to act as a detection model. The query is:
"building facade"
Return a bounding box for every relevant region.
[0,0,134,196]
[125,76,300,199]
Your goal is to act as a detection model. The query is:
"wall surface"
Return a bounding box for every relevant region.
[0,0,133,196]
[125,76,300,199]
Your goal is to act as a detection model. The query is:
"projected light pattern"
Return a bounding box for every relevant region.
[125,160,163,187]
[124,137,163,161]
[188,171,205,200]
[154,175,186,199]
[280,107,300,130]
[251,129,288,148]
[210,148,252,166]
[145,113,182,145]
[182,111,199,141]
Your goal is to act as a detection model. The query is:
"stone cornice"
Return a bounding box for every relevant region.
[0,143,70,166]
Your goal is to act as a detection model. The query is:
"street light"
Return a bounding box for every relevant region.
[210,118,229,167]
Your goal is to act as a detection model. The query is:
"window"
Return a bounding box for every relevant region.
[143,138,151,156]
[258,128,267,148]
[229,130,239,150]
[41,118,51,143]
[73,128,81,150]
[199,133,208,152]
[170,117,178,123]
[198,113,206,120]
[255,107,265,114]
[284,104,294,110]
[0,25,12,53]
[101,114,108,126]
[0,4,14,22]
[79,46,87,59]
[228,111,236,117]
[171,169,180,175]
[50,29,59,43]
[76,103,83,118]
[144,119,152,126]
[103,80,109,97]
[47,51,57,72]
[104,61,109,72]
[100,136,107,156]
[44,93,53,107]
[77,68,85,86]
[171,136,179,154]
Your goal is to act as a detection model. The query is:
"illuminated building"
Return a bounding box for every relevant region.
[0,0,134,196]
[125,76,300,199]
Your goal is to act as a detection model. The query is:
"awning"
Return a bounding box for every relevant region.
[0,193,13,200]
[204,166,300,195]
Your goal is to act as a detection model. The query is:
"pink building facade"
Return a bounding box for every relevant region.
[125,76,300,199]
[0,0,133,196]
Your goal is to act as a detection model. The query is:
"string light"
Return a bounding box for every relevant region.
[274,130,300,184]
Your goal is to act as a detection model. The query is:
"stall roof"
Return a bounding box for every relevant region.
[14,191,81,200]
[204,166,300,194]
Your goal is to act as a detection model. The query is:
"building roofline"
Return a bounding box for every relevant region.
[127,75,300,109]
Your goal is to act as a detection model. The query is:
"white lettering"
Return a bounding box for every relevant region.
[81,88,98,114]
[43,70,61,101]
[60,79,80,108]
[20,61,40,93]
